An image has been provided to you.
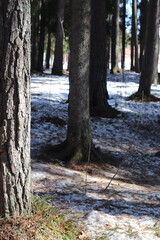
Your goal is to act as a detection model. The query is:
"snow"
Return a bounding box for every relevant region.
[31,71,160,240]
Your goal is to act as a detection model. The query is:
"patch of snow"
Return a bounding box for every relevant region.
[31,72,160,239]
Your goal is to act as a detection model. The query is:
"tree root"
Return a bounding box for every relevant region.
[38,141,122,168]
[127,92,160,102]
[90,105,120,118]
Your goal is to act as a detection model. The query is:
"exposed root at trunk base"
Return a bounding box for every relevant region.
[127,92,160,102]
[38,141,122,168]
[90,105,120,118]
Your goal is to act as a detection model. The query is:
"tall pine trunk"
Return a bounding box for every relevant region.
[90,0,108,116]
[52,0,65,76]
[66,0,91,165]
[138,0,159,95]
[46,27,51,69]
[31,0,40,72]
[37,0,46,73]
[139,0,148,71]
[0,0,31,218]
[111,0,121,74]
[131,0,140,72]
[121,0,126,70]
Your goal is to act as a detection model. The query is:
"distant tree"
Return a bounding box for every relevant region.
[139,0,148,71]
[121,0,126,70]
[111,0,121,74]
[45,27,52,69]
[90,0,119,118]
[37,0,46,73]
[0,0,31,218]
[52,0,65,75]
[31,0,40,72]
[130,0,140,73]
[45,0,57,69]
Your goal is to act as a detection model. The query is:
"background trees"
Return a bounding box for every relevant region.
[0,0,31,218]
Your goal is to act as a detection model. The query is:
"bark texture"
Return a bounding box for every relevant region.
[66,0,91,165]
[52,0,65,76]
[0,0,31,218]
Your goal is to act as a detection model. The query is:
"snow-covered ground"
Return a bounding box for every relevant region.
[31,72,160,240]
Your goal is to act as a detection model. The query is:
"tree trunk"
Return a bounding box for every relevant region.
[131,0,140,73]
[52,0,65,76]
[46,27,51,69]
[37,0,46,73]
[139,0,148,71]
[0,0,31,218]
[31,0,40,72]
[121,0,126,70]
[111,0,121,74]
[89,0,118,118]
[138,0,159,96]
[90,0,108,112]
[65,0,91,165]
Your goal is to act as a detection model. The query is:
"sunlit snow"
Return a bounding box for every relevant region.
[31,71,160,240]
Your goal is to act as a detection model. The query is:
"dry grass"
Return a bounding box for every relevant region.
[0,195,85,240]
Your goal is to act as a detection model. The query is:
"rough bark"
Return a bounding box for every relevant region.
[111,0,121,74]
[65,0,91,165]
[0,0,31,218]
[37,0,46,73]
[138,0,159,96]
[52,0,65,76]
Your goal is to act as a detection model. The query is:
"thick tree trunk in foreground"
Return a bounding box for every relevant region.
[138,0,159,96]
[0,0,31,218]
[52,0,65,76]
[65,0,91,165]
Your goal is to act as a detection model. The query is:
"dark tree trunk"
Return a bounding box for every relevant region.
[90,0,118,118]
[139,0,148,71]
[31,0,40,72]
[0,0,31,218]
[65,0,91,165]
[52,0,65,76]
[37,0,46,73]
[111,0,121,74]
[138,0,159,96]
[90,0,108,112]
[131,0,140,73]
[121,0,126,70]
[46,27,51,69]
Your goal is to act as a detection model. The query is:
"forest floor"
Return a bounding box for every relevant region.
[31,71,160,240]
